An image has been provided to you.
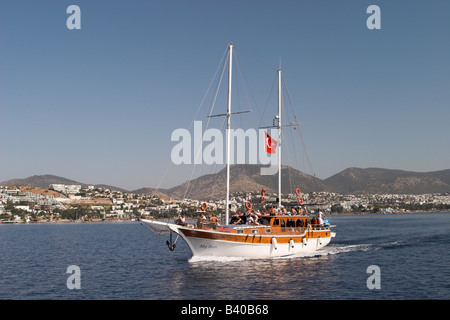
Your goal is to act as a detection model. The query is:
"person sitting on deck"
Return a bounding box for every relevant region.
[196,213,207,229]
[317,210,324,226]
[175,215,187,226]
[209,213,220,229]
[229,213,242,225]
[248,213,260,225]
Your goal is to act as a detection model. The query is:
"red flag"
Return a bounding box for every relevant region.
[264,131,277,154]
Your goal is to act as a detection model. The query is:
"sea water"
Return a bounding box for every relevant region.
[1,212,448,300]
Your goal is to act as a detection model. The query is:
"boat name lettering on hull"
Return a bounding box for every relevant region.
[200,244,217,249]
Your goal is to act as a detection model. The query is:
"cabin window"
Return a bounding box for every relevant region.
[236,229,243,234]
[265,228,271,234]
[260,218,271,226]
[273,219,280,226]
[287,219,295,228]
[252,229,259,234]
[296,219,304,228]
[280,219,285,228]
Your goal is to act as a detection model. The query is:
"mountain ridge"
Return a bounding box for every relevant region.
[0,174,129,193]
[2,166,450,200]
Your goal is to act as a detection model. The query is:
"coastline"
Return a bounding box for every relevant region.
[2,210,448,225]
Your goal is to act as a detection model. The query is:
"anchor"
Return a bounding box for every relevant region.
[166,231,180,251]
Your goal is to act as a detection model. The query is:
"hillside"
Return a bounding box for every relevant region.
[324,167,450,194]
[2,167,450,200]
[166,166,450,199]
[0,174,129,193]
[1,175,84,189]
[166,164,328,200]
[131,187,171,199]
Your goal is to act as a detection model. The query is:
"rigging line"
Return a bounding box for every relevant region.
[285,137,294,195]
[207,117,227,180]
[149,159,173,201]
[233,66,244,130]
[282,76,316,176]
[187,116,227,200]
[281,99,296,194]
[234,51,260,125]
[281,94,296,195]
[183,50,229,200]
[149,47,228,200]
[282,87,301,175]
[257,73,278,128]
[187,46,228,131]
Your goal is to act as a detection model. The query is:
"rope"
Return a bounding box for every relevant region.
[150,46,228,200]
[183,48,229,200]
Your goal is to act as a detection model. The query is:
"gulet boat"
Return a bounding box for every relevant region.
[140,44,336,258]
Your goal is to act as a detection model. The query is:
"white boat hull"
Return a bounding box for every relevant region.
[140,219,332,258]
[183,233,331,258]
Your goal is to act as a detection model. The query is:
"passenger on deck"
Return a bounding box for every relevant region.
[318,210,324,226]
[196,213,207,228]
[240,213,247,224]
[209,213,220,229]
[175,215,187,226]
[229,213,242,225]
[210,213,219,223]
[291,207,298,215]
[250,213,260,225]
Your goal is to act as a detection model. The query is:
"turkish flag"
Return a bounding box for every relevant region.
[264,131,277,154]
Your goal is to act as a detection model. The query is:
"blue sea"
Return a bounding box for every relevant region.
[1,212,449,301]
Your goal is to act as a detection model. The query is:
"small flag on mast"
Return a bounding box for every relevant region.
[264,131,277,154]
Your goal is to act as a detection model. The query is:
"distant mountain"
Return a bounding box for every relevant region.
[131,187,171,198]
[324,167,450,194]
[166,164,328,200]
[164,166,450,200]
[0,174,129,193]
[1,175,84,189]
[2,167,450,199]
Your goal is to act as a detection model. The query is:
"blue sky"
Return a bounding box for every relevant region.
[1,0,449,190]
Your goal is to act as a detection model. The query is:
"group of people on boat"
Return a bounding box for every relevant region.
[264,204,307,216]
[175,204,325,229]
[229,210,261,225]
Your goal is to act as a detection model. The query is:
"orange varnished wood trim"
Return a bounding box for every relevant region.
[179,227,330,244]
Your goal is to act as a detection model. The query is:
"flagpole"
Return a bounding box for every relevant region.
[277,68,282,209]
[225,43,233,225]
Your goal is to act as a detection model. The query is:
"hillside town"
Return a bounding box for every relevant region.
[1,183,449,224]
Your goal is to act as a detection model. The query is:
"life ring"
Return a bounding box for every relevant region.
[295,188,301,196]
[261,189,266,197]
[245,201,252,210]
[298,197,304,206]
[201,203,207,211]
[259,196,265,204]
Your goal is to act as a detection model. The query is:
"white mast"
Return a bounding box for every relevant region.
[225,43,233,224]
[277,68,282,209]
[208,44,250,224]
